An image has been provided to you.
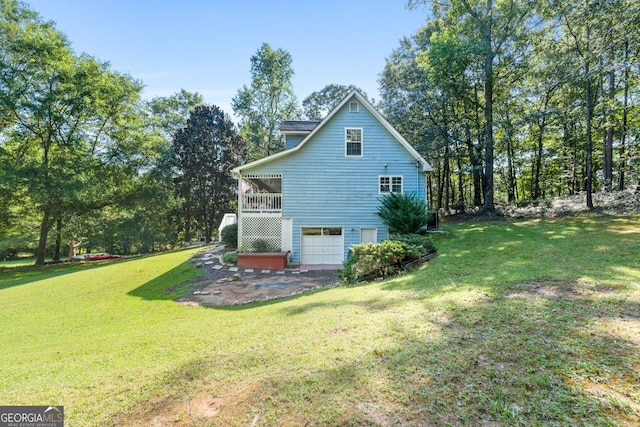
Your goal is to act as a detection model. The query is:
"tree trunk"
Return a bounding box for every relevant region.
[456,141,465,209]
[68,240,83,259]
[443,145,450,211]
[533,121,545,200]
[35,208,52,266]
[585,57,594,209]
[481,18,495,214]
[604,63,614,192]
[436,158,444,210]
[619,40,629,191]
[470,147,483,207]
[505,126,516,203]
[463,112,482,207]
[53,217,62,261]
[183,199,192,243]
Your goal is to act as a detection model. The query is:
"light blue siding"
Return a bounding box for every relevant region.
[242,96,426,264]
[284,135,305,149]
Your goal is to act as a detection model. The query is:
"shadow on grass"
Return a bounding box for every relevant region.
[108,216,640,425]
[375,279,640,425]
[115,277,640,426]
[250,216,640,424]
[0,250,194,293]
[284,281,639,424]
[0,259,123,292]
[278,294,399,316]
[127,258,203,301]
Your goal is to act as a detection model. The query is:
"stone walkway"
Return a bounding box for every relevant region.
[180,245,339,307]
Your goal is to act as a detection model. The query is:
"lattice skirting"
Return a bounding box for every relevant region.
[239,215,282,251]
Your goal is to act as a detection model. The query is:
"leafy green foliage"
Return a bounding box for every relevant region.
[148,89,204,139]
[338,234,435,283]
[221,251,237,264]
[338,240,407,283]
[377,192,432,234]
[172,105,245,243]
[220,223,238,248]
[388,0,640,212]
[247,238,280,253]
[0,1,147,264]
[390,233,436,258]
[302,84,368,120]
[232,43,299,161]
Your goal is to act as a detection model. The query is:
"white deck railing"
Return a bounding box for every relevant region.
[241,193,282,212]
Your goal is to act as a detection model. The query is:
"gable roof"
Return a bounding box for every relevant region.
[232,90,434,175]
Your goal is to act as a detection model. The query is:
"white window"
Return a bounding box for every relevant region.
[379,176,403,194]
[345,128,362,157]
[349,101,359,112]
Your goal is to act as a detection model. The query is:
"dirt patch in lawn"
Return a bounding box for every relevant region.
[114,380,267,427]
[174,250,340,307]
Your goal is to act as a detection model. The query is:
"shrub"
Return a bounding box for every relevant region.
[220,223,238,248]
[248,239,280,253]
[451,200,466,213]
[390,233,436,258]
[221,251,237,264]
[337,234,437,284]
[377,192,433,234]
[337,241,406,283]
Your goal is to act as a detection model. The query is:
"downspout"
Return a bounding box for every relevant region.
[416,160,420,197]
[237,172,243,250]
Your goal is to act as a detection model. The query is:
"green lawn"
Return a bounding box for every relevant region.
[1,215,639,426]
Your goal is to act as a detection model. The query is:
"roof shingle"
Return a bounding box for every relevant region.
[280,120,321,132]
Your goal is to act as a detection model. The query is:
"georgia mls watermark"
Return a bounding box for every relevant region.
[0,406,63,427]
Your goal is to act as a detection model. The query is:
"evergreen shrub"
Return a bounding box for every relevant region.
[377,192,433,234]
[220,223,238,248]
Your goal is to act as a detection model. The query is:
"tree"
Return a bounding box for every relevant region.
[410,0,535,213]
[143,90,206,247]
[148,89,204,139]
[232,43,299,161]
[172,105,245,243]
[302,84,368,120]
[0,1,145,264]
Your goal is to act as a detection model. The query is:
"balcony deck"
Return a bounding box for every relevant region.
[240,193,282,213]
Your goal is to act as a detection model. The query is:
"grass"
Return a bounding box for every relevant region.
[1,215,639,426]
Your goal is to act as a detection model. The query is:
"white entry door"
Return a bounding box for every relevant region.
[301,227,344,264]
[360,228,377,244]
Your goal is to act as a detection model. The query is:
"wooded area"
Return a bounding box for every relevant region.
[383,0,639,212]
[1,0,638,264]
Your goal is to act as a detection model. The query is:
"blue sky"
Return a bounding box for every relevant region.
[26,0,428,117]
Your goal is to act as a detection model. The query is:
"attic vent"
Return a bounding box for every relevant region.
[349,101,359,112]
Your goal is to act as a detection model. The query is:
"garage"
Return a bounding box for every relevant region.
[301,227,344,265]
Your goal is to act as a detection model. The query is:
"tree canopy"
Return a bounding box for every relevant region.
[232,43,299,161]
[172,105,245,243]
[2,0,639,264]
[381,0,640,212]
[302,84,369,120]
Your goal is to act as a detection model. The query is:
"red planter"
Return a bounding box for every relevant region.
[237,252,288,270]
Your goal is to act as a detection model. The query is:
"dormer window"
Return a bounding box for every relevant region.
[349,101,359,112]
[345,128,362,157]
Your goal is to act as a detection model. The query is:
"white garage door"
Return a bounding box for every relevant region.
[301,227,344,264]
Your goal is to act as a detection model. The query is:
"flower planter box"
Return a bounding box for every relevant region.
[237,252,288,270]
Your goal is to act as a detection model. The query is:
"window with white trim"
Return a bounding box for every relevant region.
[345,128,363,157]
[349,101,359,112]
[379,176,403,194]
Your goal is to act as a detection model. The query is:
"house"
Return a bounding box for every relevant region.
[232,90,433,267]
